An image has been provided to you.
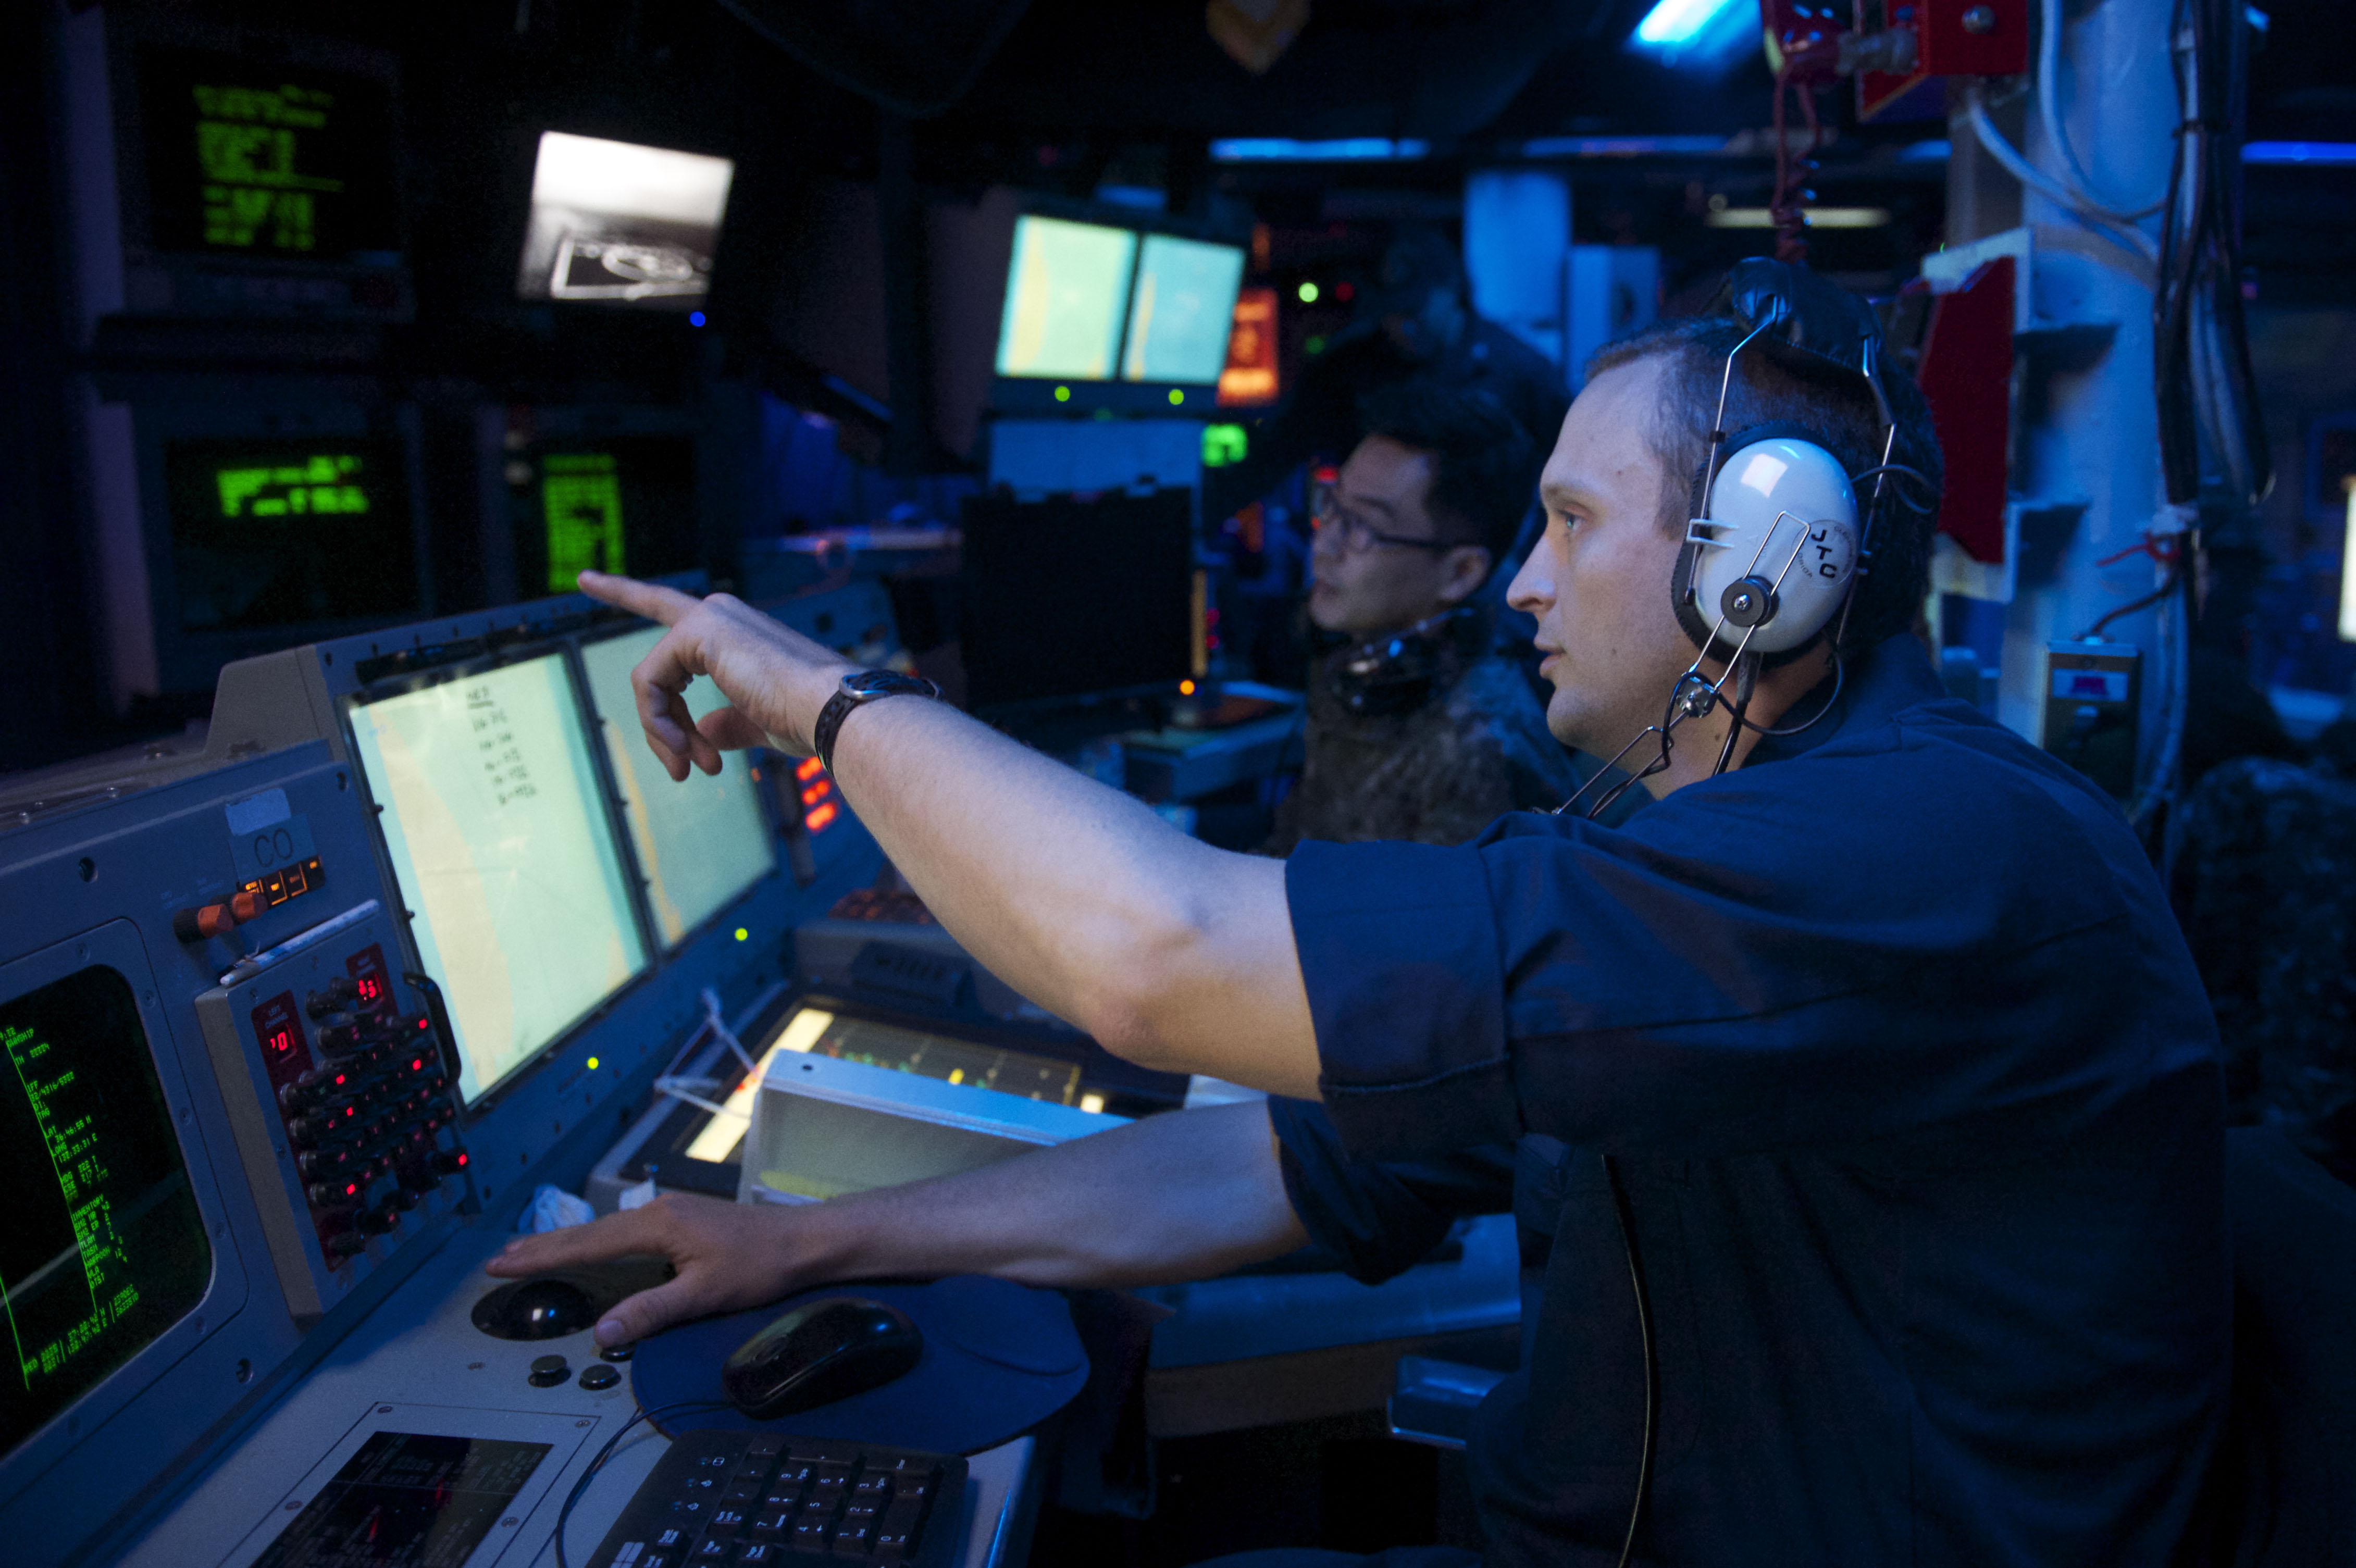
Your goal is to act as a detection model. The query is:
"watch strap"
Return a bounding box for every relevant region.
[813,673,938,775]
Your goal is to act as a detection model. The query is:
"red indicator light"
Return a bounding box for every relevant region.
[341,1105,355,1118]
[795,755,826,782]
[455,1152,468,1167]
[805,801,839,832]
[801,780,833,807]
[416,1018,430,1031]
[344,1183,357,1197]
[411,1059,423,1072]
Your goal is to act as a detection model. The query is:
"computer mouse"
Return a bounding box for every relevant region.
[473,1277,598,1340]
[722,1296,923,1418]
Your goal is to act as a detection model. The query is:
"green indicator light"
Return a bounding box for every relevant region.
[1168,388,1185,406]
[1306,334,1329,356]
[1054,385,1071,403]
[735,927,750,942]
[1202,424,1248,468]
[1298,281,1320,304]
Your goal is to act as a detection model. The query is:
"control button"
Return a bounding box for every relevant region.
[430,1149,470,1176]
[354,1206,396,1236]
[285,1116,330,1150]
[527,1354,568,1387]
[325,1233,368,1258]
[295,1148,347,1180]
[315,1015,362,1054]
[386,1187,421,1212]
[599,1341,635,1363]
[305,977,359,1019]
[305,1180,362,1210]
[577,1363,620,1390]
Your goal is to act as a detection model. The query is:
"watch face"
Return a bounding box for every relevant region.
[843,670,936,699]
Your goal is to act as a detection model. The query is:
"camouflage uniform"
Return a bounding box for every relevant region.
[2172,754,2356,1179]
[1265,620,1615,855]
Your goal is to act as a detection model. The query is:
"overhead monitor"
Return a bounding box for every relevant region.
[579,625,777,949]
[993,216,1137,382]
[0,965,213,1462]
[134,45,403,267]
[347,652,650,1104]
[1121,234,1248,386]
[960,487,1195,711]
[163,437,421,634]
[516,132,734,309]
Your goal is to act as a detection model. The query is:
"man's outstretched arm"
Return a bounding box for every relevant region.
[487,1100,1307,1347]
[576,573,1321,1098]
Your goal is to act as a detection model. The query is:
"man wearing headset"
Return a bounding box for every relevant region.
[1269,381,1620,854]
[497,270,2227,1564]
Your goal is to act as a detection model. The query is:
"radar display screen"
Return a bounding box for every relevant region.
[164,437,420,632]
[137,47,402,264]
[254,1432,551,1568]
[995,216,1137,382]
[0,966,212,1462]
[1121,234,1247,385]
[580,625,776,949]
[349,653,649,1104]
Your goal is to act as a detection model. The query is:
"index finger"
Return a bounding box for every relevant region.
[578,569,702,626]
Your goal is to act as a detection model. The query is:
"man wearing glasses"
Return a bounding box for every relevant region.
[1266,382,1625,855]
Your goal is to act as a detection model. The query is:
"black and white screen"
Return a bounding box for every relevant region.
[515,132,733,309]
[0,967,212,1461]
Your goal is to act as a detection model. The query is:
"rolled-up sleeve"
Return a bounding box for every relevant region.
[1284,731,2183,1166]
[1267,1095,1514,1286]
[1286,840,1518,1152]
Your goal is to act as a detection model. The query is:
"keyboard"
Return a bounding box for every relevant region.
[585,1428,969,1568]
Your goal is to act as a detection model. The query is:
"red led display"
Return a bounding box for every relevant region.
[249,991,313,1092]
[345,944,393,1011]
[795,755,827,783]
[805,801,839,832]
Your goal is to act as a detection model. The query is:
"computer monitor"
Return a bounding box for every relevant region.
[162,436,421,635]
[346,650,650,1104]
[959,487,1196,711]
[515,132,735,309]
[993,215,1138,383]
[578,625,778,950]
[1121,234,1248,387]
[134,45,403,269]
[0,964,213,1462]
[503,432,701,598]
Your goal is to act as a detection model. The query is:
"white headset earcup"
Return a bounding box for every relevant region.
[1678,434,1859,657]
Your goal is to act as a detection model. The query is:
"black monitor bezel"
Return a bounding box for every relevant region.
[0,924,239,1499]
[98,16,413,320]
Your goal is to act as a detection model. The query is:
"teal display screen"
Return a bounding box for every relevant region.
[0,967,212,1461]
[349,653,650,1103]
[1122,234,1247,384]
[580,626,776,949]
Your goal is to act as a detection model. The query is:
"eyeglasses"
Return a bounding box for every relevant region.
[1310,483,1462,556]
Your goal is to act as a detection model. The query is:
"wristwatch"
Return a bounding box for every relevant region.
[811,670,941,775]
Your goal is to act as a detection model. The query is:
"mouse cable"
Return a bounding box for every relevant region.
[1603,1155,1657,1568]
[553,1399,734,1568]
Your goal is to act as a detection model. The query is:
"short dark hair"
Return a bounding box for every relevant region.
[1585,316,1944,661]
[1355,381,1539,566]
